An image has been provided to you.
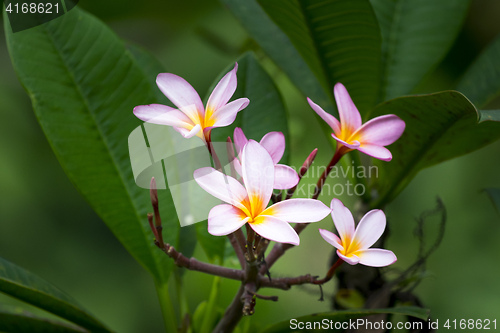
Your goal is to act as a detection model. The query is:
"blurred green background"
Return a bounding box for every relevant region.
[1,0,500,331]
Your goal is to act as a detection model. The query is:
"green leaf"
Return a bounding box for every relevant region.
[478,110,500,123]
[4,7,178,286]
[256,0,382,114]
[457,33,500,108]
[126,43,170,106]
[370,0,470,101]
[210,52,289,154]
[484,188,500,216]
[371,91,500,207]
[0,305,87,333]
[261,306,429,333]
[220,0,333,113]
[0,257,110,332]
[195,222,226,263]
[127,43,198,262]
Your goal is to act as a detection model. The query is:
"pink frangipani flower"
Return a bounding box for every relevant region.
[134,63,249,142]
[319,198,397,267]
[233,127,299,190]
[307,83,405,161]
[194,140,331,245]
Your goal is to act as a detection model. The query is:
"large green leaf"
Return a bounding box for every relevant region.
[0,257,110,332]
[210,52,289,149]
[256,0,382,114]
[370,0,470,101]
[478,110,500,123]
[126,43,170,106]
[220,0,333,113]
[261,306,429,333]
[484,188,500,216]
[370,91,500,207]
[4,7,178,285]
[195,222,226,263]
[127,43,198,262]
[0,305,87,333]
[457,33,500,108]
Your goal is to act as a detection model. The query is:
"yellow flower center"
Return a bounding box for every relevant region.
[338,127,362,146]
[340,236,361,258]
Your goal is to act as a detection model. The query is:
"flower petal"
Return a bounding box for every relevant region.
[319,228,344,251]
[209,98,249,128]
[207,63,238,112]
[259,131,285,164]
[174,124,202,138]
[241,140,275,216]
[250,215,300,245]
[332,133,360,149]
[208,204,250,236]
[354,114,405,146]
[357,144,392,161]
[232,158,243,179]
[356,248,397,267]
[133,104,193,128]
[193,167,249,215]
[262,198,331,223]
[156,73,204,119]
[333,83,362,133]
[233,127,248,156]
[307,97,341,135]
[337,251,360,265]
[352,209,386,250]
[330,198,355,242]
[273,164,299,189]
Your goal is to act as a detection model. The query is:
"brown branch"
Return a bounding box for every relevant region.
[259,273,317,290]
[245,224,256,261]
[156,241,244,282]
[233,228,246,253]
[150,178,165,248]
[246,289,278,302]
[227,233,245,268]
[213,285,245,333]
[311,258,343,285]
[256,238,270,260]
[242,282,257,316]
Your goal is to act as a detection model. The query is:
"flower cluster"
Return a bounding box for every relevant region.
[134,64,404,268]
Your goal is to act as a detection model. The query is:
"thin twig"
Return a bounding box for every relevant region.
[246,289,278,302]
[228,233,245,268]
[258,274,317,290]
[213,285,245,333]
[286,148,318,200]
[150,177,165,248]
[205,132,223,171]
[312,258,343,285]
[234,228,246,253]
[156,242,245,281]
